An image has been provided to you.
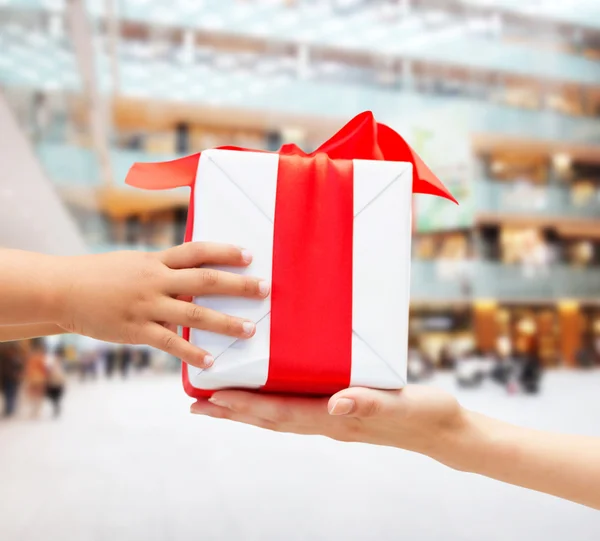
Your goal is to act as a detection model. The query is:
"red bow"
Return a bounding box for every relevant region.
[126,111,456,204]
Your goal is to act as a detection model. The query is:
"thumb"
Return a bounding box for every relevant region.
[328,387,402,418]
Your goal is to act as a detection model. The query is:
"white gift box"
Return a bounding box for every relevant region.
[184,149,413,395]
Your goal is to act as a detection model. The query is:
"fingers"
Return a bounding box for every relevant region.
[141,323,213,368]
[190,400,322,436]
[207,391,329,425]
[190,401,278,431]
[155,298,257,339]
[160,242,252,269]
[166,268,270,299]
[328,387,402,418]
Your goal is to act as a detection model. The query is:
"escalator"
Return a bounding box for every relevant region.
[0,89,86,255]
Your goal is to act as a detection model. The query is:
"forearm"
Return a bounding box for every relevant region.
[0,323,65,342]
[0,249,67,325]
[440,411,600,510]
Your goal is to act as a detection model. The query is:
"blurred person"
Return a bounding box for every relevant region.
[45,349,66,418]
[490,335,516,386]
[454,348,488,388]
[139,346,152,371]
[104,345,118,378]
[575,334,597,368]
[23,338,47,419]
[0,244,270,371]
[120,346,133,378]
[0,341,25,418]
[194,385,600,510]
[517,338,543,395]
[438,343,456,370]
[31,91,50,142]
[78,336,102,382]
[407,347,434,383]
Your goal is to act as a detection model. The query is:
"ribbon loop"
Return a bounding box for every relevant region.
[125,111,456,204]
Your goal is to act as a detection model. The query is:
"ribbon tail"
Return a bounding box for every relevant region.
[409,148,458,204]
[125,153,200,190]
[377,123,458,204]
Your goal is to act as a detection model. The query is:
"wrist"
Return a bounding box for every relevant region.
[40,254,74,326]
[431,410,516,474]
[427,409,493,472]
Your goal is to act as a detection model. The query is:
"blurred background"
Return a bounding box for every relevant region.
[1,1,600,540]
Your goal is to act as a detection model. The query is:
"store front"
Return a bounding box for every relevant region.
[409,306,473,369]
[496,305,561,367]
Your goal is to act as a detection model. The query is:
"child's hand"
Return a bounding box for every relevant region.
[54,243,269,368]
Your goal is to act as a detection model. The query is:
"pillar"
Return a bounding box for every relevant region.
[558,301,582,367]
[474,301,498,353]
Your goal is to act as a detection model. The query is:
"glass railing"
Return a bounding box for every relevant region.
[411,261,600,301]
[38,144,600,224]
[477,179,600,219]
[36,143,99,186]
[461,0,600,30]
[27,78,600,150]
[3,21,600,145]
[472,262,600,300]
[5,0,599,33]
[36,143,183,188]
[410,260,472,302]
[93,0,600,84]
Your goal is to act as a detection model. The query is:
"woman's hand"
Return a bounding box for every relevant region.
[190,385,467,465]
[52,243,270,368]
[192,385,600,510]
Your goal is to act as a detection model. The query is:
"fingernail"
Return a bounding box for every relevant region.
[329,398,355,416]
[241,249,253,264]
[202,355,214,368]
[242,321,255,336]
[209,396,230,409]
[258,281,270,297]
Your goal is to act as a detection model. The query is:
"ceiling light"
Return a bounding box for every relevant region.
[491,161,505,173]
[552,153,572,171]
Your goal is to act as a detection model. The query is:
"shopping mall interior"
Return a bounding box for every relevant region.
[3,0,600,370]
[1,1,600,538]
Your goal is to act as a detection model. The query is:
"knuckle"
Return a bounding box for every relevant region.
[201,269,219,287]
[259,419,279,432]
[243,277,257,295]
[186,304,206,323]
[231,400,250,415]
[332,420,362,442]
[123,323,140,345]
[192,243,207,261]
[136,265,158,283]
[361,398,381,417]
[224,314,239,334]
[162,333,178,353]
[271,406,293,425]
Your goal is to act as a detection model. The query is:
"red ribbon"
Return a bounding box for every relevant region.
[264,154,354,395]
[126,111,455,397]
[126,111,456,203]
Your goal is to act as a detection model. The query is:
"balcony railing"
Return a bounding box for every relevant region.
[477,179,600,219]
[472,262,600,300]
[38,144,600,223]
[36,143,183,189]
[410,261,600,301]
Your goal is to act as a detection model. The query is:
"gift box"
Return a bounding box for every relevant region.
[126,112,455,397]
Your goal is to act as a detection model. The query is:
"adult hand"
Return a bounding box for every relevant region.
[190,385,468,466]
[53,243,270,368]
[191,384,600,511]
